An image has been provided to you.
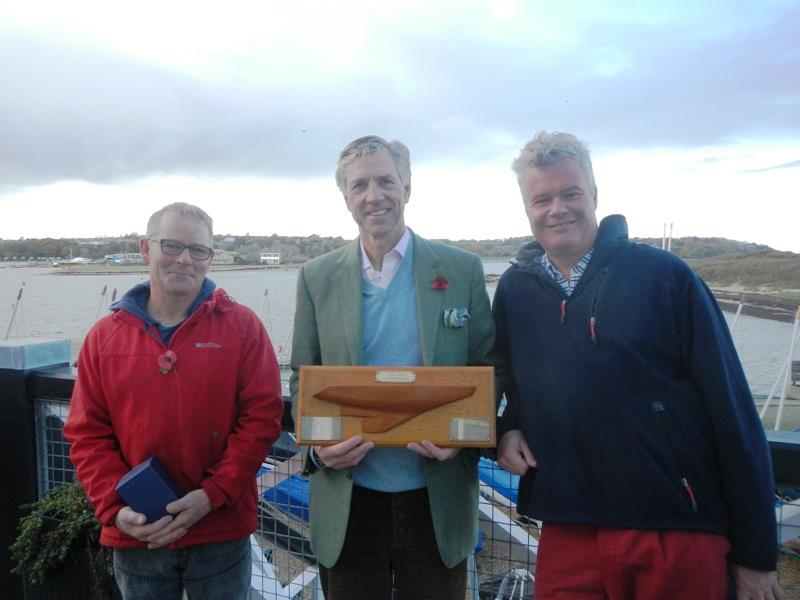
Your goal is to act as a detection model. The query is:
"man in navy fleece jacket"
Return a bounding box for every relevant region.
[494,131,781,599]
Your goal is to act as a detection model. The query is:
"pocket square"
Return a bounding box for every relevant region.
[443,307,470,328]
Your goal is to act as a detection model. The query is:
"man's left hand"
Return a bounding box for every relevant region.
[407,440,459,461]
[145,489,212,549]
[730,563,783,599]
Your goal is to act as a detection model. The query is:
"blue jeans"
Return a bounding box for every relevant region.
[113,537,251,600]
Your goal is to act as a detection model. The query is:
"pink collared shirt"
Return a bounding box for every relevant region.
[360,229,411,289]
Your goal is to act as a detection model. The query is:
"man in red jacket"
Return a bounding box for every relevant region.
[64,202,284,599]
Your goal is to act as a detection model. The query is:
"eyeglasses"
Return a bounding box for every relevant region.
[150,239,213,261]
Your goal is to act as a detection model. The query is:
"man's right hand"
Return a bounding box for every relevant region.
[497,429,537,475]
[314,435,375,469]
[114,506,175,542]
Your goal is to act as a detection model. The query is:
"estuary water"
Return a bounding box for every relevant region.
[0,263,796,396]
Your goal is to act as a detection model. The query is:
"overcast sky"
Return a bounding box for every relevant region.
[1,0,798,251]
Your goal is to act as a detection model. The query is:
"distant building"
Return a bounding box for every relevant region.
[211,250,235,265]
[260,252,280,265]
[104,253,144,264]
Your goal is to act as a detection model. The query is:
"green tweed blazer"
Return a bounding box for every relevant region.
[289,231,495,568]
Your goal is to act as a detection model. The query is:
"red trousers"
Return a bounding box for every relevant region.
[535,523,731,600]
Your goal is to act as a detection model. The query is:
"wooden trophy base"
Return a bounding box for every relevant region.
[296,365,495,447]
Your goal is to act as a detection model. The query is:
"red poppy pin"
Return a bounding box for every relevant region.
[431,274,449,291]
[157,350,177,374]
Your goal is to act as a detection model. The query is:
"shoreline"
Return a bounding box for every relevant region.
[713,289,799,324]
[5,263,798,324]
[45,264,301,275]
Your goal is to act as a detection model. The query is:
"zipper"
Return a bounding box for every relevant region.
[651,401,698,512]
[587,268,609,346]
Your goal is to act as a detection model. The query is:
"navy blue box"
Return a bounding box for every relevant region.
[115,456,184,523]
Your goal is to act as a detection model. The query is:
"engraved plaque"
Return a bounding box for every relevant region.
[449,417,492,442]
[296,365,495,447]
[300,416,342,442]
[376,370,417,383]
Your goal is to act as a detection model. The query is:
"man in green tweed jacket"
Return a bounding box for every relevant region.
[289,135,494,599]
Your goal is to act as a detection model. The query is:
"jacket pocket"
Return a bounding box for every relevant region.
[651,401,698,513]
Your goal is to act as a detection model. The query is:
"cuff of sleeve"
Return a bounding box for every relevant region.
[496,413,518,441]
[308,446,326,470]
[201,480,227,510]
[98,503,125,528]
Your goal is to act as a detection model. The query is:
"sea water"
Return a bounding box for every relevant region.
[0,263,796,396]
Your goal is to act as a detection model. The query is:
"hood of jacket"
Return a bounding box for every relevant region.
[111,278,217,325]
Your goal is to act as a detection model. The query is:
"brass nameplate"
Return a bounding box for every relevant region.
[450,417,492,442]
[296,365,495,447]
[376,370,417,383]
[300,416,342,441]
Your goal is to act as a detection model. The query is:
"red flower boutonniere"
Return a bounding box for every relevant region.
[157,350,177,374]
[431,274,449,291]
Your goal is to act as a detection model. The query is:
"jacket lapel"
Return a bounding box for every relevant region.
[337,240,364,365]
[412,233,443,366]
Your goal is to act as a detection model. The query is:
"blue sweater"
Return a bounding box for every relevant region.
[494,215,777,571]
[353,240,426,492]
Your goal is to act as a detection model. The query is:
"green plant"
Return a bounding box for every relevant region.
[10,480,114,597]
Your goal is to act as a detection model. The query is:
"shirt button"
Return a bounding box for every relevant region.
[346,471,353,480]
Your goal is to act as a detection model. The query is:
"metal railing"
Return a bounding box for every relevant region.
[29,378,800,600]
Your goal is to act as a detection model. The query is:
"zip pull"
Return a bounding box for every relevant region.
[560,300,566,325]
[681,477,698,512]
[589,316,598,346]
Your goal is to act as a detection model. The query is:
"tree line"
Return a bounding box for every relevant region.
[2,234,798,294]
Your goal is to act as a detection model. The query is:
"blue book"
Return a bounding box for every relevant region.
[115,456,184,523]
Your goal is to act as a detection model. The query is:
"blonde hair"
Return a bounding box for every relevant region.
[512,131,595,191]
[146,202,214,242]
[335,135,411,193]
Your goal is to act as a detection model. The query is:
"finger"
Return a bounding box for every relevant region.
[499,455,528,476]
[137,515,176,537]
[418,441,458,461]
[118,507,147,527]
[318,439,373,468]
[521,445,538,468]
[419,440,439,455]
[350,440,374,461]
[144,517,188,542]
[407,442,433,458]
[165,499,186,515]
[147,527,187,549]
[329,435,366,456]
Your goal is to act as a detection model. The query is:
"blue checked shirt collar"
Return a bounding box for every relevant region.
[536,249,594,297]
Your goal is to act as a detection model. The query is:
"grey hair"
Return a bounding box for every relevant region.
[335,135,411,194]
[146,202,214,242]
[512,131,595,192]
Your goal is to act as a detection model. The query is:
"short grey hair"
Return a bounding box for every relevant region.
[146,202,214,242]
[335,135,411,194]
[512,131,595,192]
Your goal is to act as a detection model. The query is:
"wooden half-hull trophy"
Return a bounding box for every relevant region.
[296,365,495,447]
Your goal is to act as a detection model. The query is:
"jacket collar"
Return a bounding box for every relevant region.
[332,229,443,365]
[112,279,224,327]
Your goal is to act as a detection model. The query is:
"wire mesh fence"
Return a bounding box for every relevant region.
[32,394,800,599]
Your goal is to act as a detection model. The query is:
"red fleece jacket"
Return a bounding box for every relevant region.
[64,288,283,548]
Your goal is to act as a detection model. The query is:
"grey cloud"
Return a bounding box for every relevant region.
[0,4,798,186]
[741,159,800,173]
[386,6,800,159]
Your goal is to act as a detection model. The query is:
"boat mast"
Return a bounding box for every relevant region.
[4,283,25,341]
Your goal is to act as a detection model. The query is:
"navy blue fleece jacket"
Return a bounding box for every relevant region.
[494,214,777,571]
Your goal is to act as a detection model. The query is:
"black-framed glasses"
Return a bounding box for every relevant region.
[150,239,213,261]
